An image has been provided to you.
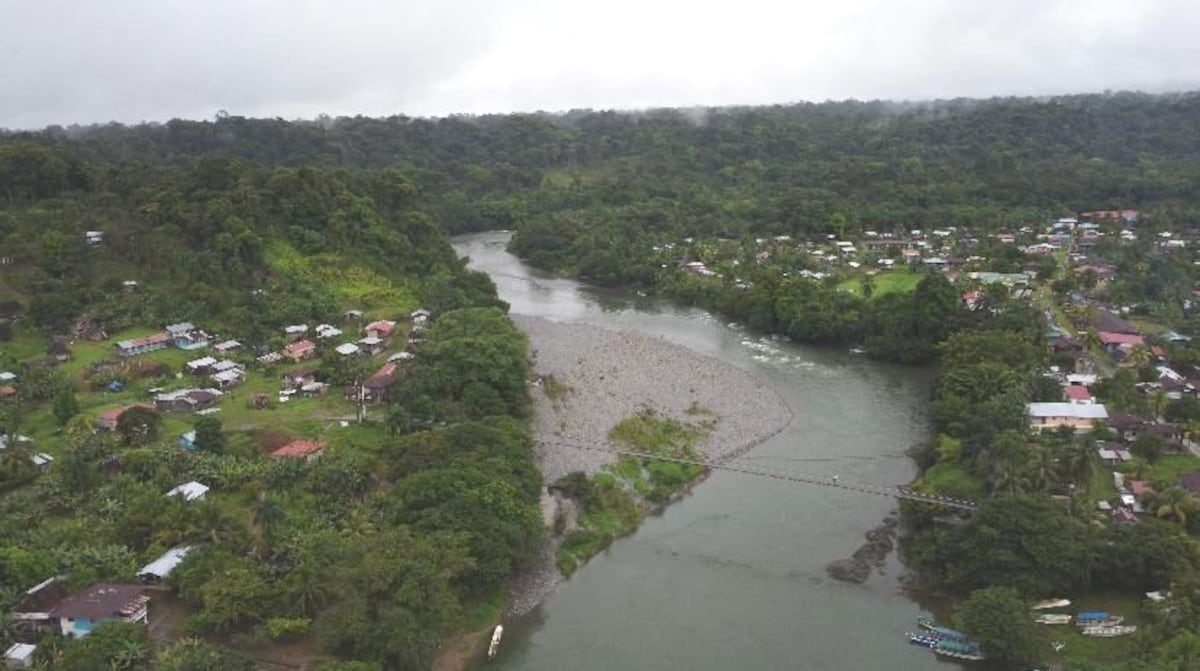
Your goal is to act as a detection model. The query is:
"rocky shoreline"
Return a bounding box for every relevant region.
[504,315,794,618]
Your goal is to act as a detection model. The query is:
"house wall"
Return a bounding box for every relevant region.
[1031,416,1096,431]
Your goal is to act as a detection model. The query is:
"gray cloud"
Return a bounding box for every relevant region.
[1,0,1198,129]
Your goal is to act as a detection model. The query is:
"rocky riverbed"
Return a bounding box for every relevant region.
[503,315,794,617]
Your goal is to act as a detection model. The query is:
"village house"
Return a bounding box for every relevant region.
[334,342,360,356]
[185,356,218,375]
[344,309,364,322]
[85,231,104,244]
[284,324,309,341]
[10,576,70,633]
[282,339,317,362]
[115,332,170,357]
[50,584,149,637]
[315,323,342,339]
[257,352,283,365]
[137,546,195,584]
[271,440,325,462]
[1026,402,1109,432]
[1107,411,1149,443]
[210,360,244,388]
[1065,385,1093,404]
[359,362,397,404]
[362,320,397,343]
[0,385,16,401]
[166,322,210,350]
[212,339,241,355]
[357,336,385,356]
[153,389,221,413]
[283,369,318,391]
[94,406,136,430]
[0,371,16,383]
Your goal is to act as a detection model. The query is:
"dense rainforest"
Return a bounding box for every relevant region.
[3,90,1200,669]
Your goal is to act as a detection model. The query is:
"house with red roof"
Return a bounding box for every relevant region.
[95,407,129,430]
[362,320,397,343]
[271,440,325,462]
[282,339,317,363]
[1065,385,1093,404]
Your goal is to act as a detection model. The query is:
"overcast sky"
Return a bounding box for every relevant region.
[2,0,1198,129]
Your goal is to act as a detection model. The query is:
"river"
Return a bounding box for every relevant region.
[454,231,959,671]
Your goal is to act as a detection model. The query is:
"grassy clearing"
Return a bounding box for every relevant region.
[916,462,985,499]
[1131,454,1200,487]
[837,270,922,298]
[265,241,419,318]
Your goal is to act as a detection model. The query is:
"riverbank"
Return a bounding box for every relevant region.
[503,315,794,617]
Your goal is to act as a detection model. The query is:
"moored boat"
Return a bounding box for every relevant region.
[487,624,504,659]
[1032,598,1072,610]
[906,632,939,648]
[1034,613,1072,625]
[1082,625,1137,637]
[933,639,986,661]
[916,617,972,642]
[1076,612,1123,628]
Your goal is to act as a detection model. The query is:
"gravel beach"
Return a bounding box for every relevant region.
[504,315,793,616]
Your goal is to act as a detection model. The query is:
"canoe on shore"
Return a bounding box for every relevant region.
[1034,613,1072,625]
[1082,625,1137,637]
[1032,598,1072,610]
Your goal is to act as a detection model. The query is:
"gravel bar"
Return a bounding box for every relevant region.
[504,315,793,617]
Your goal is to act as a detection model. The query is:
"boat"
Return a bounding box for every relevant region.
[906,632,939,648]
[1032,598,1072,610]
[1034,613,1072,625]
[1082,625,1137,637]
[487,624,504,660]
[916,617,972,642]
[933,640,986,662]
[849,347,867,355]
[1076,612,1123,628]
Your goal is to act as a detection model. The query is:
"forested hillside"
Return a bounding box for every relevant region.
[0,138,535,670]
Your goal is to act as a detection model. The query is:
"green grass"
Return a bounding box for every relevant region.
[837,270,922,298]
[916,463,985,499]
[608,409,708,457]
[1040,592,1144,668]
[1,328,47,364]
[462,588,506,631]
[1133,454,1200,489]
[265,241,419,317]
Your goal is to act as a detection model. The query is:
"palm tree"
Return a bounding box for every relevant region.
[250,493,285,560]
[1059,440,1097,493]
[1154,486,1195,526]
[1127,344,1153,368]
[1150,389,1169,422]
[1026,445,1058,493]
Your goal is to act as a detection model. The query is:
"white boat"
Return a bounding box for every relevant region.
[849,347,867,355]
[1034,614,1072,625]
[487,624,504,659]
[1082,625,1137,637]
[1032,598,1072,610]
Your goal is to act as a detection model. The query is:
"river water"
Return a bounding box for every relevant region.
[454,232,959,671]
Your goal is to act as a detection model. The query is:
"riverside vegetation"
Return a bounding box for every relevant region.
[5,92,1200,669]
[553,409,711,577]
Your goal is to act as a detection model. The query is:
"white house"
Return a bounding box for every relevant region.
[137,546,195,583]
[334,343,360,356]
